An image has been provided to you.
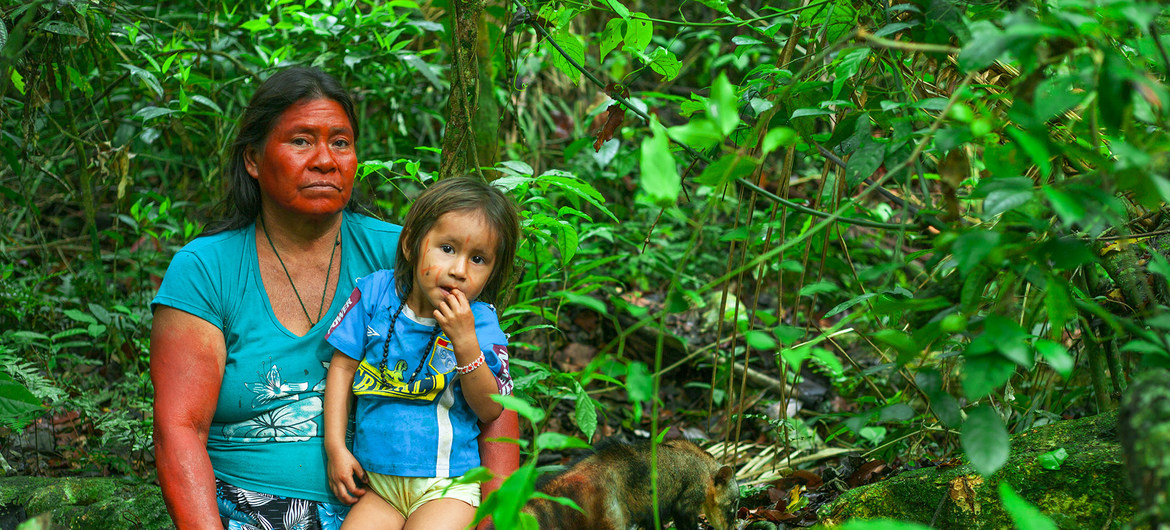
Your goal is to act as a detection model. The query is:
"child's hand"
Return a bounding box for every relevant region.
[434,288,478,350]
[327,448,367,505]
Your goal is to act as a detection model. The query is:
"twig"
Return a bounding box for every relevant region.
[858,28,960,55]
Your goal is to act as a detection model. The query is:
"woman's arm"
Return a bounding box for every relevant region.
[150,306,227,530]
[323,352,366,504]
[476,409,520,530]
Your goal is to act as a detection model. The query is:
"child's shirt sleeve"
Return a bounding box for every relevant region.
[326,271,389,360]
[473,302,513,396]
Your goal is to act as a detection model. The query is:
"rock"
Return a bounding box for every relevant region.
[0,476,169,530]
[819,412,1135,528]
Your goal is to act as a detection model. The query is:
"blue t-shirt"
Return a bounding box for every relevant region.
[150,211,401,503]
[325,270,512,478]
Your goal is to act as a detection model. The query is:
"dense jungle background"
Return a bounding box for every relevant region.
[3,0,1170,528]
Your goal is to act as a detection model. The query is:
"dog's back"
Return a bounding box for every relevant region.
[524,438,738,529]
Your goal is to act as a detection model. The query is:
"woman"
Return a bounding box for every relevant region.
[150,67,518,530]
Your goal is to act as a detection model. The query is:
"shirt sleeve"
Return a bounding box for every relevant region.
[326,273,382,360]
[151,249,225,329]
[474,303,513,396]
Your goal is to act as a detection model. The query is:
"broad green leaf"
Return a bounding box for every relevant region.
[1044,277,1074,331]
[959,20,1008,72]
[962,405,1010,476]
[1033,75,1084,121]
[812,348,844,377]
[824,293,879,318]
[799,281,838,296]
[845,136,884,187]
[41,20,87,37]
[574,387,597,441]
[832,48,871,99]
[121,64,164,97]
[548,30,584,84]
[951,230,1001,276]
[600,18,623,60]
[1042,186,1086,225]
[624,13,652,53]
[1034,339,1073,379]
[552,291,607,315]
[983,314,1033,368]
[626,362,653,403]
[879,403,915,422]
[874,329,918,366]
[745,330,778,350]
[963,353,1015,400]
[499,160,534,177]
[762,127,797,155]
[696,0,732,15]
[1037,447,1068,471]
[240,18,272,32]
[492,394,545,424]
[1006,128,1051,178]
[668,118,722,150]
[697,154,757,187]
[710,73,739,135]
[64,309,97,324]
[0,373,44,430]
[536,432,592,451]
[999,483,1058,529]
[639,117,680,207]
[648,48,681,81]
[10,69,25,95]
[401,54,443,90]
[603,0,629,20]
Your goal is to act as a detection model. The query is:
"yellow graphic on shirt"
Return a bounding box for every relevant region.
[352,337,458,401]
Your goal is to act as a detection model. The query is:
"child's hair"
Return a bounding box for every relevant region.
[394,176,520,305]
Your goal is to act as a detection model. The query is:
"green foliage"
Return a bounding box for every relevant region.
[4,0,1170,524]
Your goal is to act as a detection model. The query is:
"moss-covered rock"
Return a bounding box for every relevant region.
[0,476,169,530]
[819,412,1134,528]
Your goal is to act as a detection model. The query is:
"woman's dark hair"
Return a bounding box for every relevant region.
[394,176,521,306]
[207,67,359,234]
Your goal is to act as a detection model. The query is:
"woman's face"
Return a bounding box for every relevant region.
[245,98,357,218]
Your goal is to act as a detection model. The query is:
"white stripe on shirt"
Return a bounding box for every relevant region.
[435,384,455,476]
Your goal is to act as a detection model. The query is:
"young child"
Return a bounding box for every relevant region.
[323,176,520,529]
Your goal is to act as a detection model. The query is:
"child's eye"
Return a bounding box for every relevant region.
[440,244,454,253]
[471,255,489,265]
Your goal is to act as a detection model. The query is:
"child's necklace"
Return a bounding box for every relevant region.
[259,215,342,327]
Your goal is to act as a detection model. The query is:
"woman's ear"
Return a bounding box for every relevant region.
[244,146,260,179]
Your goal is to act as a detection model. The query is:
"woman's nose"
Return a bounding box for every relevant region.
[310,143,336,172]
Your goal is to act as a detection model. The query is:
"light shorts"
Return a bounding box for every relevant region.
[365,471,481,518]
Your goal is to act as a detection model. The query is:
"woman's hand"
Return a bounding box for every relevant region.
[326,447,367,505]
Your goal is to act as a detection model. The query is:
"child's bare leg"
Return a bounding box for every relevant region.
[403,498,475,530]
[341,493,406,530]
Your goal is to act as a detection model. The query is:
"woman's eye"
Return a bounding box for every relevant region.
[333,139,351,149]
[291,138,310,146]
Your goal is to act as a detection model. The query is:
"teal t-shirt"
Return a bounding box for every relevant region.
[151,211,401,503]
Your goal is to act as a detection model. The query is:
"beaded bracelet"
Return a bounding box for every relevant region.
[456,353,485,375]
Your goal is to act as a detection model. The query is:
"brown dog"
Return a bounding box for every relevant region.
[522,438,739,529]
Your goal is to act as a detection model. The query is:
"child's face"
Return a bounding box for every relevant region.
[405,210,499,317]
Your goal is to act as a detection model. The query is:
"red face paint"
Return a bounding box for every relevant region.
[246,99,357,217]
[406,211,499,317]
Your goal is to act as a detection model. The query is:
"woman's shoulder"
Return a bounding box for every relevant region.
[174,226,249,259]
[347,212,402,237]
